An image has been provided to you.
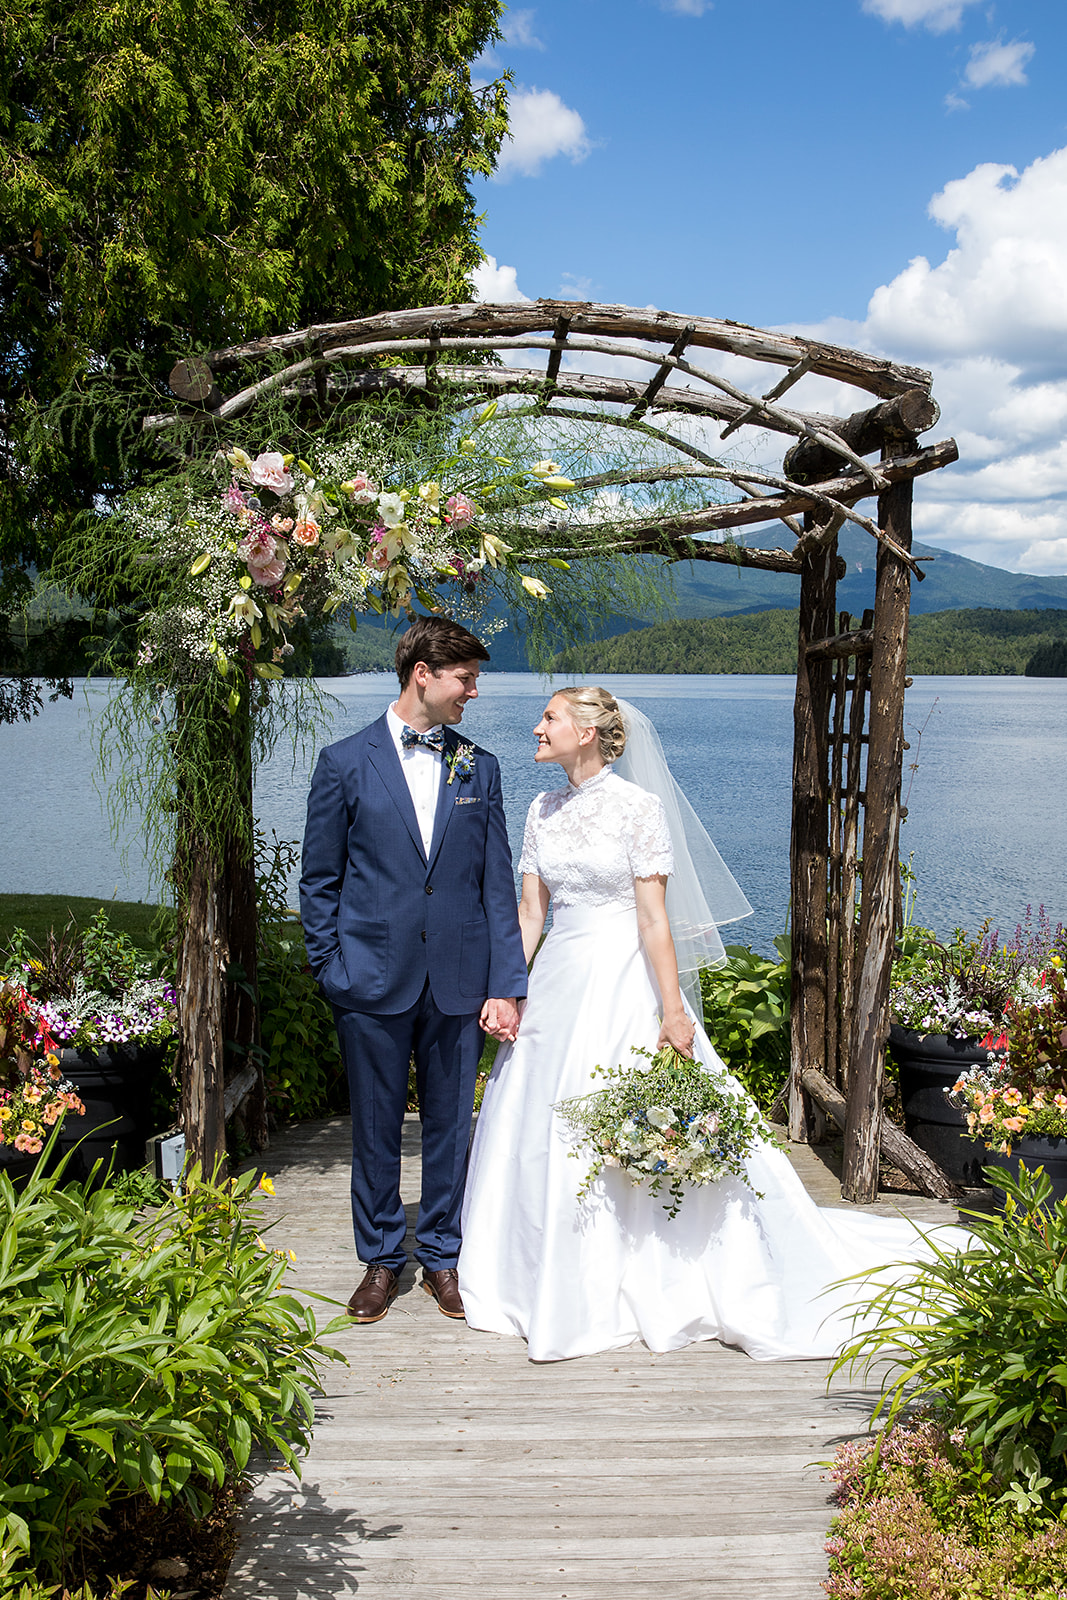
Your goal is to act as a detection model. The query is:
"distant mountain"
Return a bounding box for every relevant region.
[668,528,1067,620]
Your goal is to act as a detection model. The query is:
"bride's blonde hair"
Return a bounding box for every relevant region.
[556,686,627,763]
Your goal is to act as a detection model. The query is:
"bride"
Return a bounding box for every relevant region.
[459,685,957,1363]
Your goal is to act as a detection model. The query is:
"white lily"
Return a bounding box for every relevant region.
[480,532,513,568]
[227,592,263,624]
[417,480,441,509]
[520,575,551,600]
[530,460,560,478]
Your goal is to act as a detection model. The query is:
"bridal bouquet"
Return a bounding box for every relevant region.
[556,1045,771,1217]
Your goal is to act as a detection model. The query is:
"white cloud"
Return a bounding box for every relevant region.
[659,0,712,15]
[506,9,545,48]
[964,38,1034,88]
[865,149,1067,366]
[493,86,592,180]
[470,255,531,303]
[861,0,981,32]
[787,146,1067,573]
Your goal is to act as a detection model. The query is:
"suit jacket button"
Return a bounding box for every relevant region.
[421,930,426,942]
[425,884,433,894]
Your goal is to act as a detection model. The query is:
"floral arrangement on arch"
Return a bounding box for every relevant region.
[0,977,85,1157]
[128,404,573,702]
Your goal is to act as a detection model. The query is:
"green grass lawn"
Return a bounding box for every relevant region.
[0,894,168,954]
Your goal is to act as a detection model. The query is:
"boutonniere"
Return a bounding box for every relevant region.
[446,742,475,785]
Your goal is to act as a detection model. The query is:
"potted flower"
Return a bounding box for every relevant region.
[946,957,1067,1204]
[888,912,1064,1185]
[1,910,177,1179]
[0,977,85,1176]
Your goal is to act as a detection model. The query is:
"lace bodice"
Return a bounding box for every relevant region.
[518,766,673,909]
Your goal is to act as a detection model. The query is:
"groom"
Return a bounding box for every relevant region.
[299,616,527,1324]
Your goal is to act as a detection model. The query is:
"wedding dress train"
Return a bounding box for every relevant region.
[458,766,957,1363]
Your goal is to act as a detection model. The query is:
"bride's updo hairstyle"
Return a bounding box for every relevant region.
[556,686,627,764]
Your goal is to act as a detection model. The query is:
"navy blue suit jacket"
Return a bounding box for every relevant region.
[299,714,528,1016]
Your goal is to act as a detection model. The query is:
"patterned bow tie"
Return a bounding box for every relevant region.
[401,724,445,753]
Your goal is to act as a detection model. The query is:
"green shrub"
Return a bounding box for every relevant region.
[700,939,790,1112]
[0,1141,344,1586]
[833,1162,1067,1520]
[825,1416,1067,1600]
[259,917,348,1124]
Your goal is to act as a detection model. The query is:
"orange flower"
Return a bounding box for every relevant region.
[1002,1115,1026,1133]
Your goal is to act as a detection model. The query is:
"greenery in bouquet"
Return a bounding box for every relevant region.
[555,1044,772,1218]
[946,957,1067,1153]
[889,908,1065,1041]
[1,909,177,1054]
[0,978,85,1156]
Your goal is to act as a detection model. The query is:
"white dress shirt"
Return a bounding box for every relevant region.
[387,703,444,857]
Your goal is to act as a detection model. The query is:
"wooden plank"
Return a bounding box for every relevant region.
[225,1115,964,1600]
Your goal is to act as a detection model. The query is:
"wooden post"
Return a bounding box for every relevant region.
[788,522,838,1143]
[842,475,914,1202]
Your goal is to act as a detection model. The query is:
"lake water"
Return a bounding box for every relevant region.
[3,673,1066,953]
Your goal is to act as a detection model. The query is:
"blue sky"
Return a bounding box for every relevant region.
[470,0,1067,574]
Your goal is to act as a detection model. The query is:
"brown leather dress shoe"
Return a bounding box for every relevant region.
[422,1266,465,1319]
[347,1264,400,1323]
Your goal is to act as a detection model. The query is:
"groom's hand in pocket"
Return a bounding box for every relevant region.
[480,996,521,1042]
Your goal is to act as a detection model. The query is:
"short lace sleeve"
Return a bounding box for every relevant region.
[628,790,673,879]
[518,795,543,877]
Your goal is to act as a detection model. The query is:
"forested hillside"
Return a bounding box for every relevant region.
[550,609,1067,677]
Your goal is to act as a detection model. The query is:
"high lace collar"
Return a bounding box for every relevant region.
[564,763,614,798]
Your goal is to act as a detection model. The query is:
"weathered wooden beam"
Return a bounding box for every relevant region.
[203,299,934,399]
[168,356,221,410]
[493,440,956,553]
[789,519,837,1144]
[843,471,915,1204]
[542,313,571,396]
[719,353,815,441]
[801,1066,963,1201]
[630,324,695,419]
[806,628,875,662]
[783,389,940,484]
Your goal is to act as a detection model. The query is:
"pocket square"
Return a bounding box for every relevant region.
[454,795,481,805]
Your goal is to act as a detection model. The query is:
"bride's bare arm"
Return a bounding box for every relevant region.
[634,875,696,1058]
[518,873,551,966]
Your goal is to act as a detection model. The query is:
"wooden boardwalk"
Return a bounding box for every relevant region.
[226,1116,964,1600]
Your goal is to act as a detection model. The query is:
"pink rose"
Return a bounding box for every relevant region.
[248,556,286,587]
[250,451,294,495]
[238,528,276,564]
[292,517,320,548]
[445,493,475,529]
[347,472,378,503]
[272,515,295,532]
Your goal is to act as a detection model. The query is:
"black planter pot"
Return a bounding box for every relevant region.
[56,1043,160,1181]
[889,1023,992,1186]
[989,1136,1067,1212]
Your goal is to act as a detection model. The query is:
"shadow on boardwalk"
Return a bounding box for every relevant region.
[226,1116,963,1600]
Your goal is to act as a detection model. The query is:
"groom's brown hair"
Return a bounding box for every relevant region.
[394,615,490,688]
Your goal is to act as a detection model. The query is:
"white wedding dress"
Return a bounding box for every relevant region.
[459,765,958,1363]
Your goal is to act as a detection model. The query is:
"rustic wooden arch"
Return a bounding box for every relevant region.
[159,299,962,1205]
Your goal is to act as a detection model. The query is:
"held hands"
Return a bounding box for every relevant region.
[657,1007,695,1059]
[480,996,522,1043]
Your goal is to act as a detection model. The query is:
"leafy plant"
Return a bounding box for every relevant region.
[832,1162,1067,1519]
[0,1138,345,1585]
[699,938,791,1111]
